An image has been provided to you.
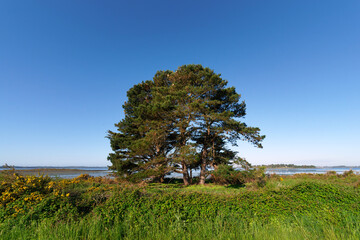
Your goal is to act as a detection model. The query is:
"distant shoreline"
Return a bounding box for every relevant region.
[0,168,111,178]
[2,165,360,169]
[1,166,108,169]
[1,165,359,179]
[256,165,360,169]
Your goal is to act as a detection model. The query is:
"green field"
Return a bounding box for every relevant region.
[0,170,359,239]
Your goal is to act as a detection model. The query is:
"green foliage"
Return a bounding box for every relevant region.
[1,173,359,239]
[326,170,338,175]
[210,164,267,187]
[107,64,265,184]
[343,169,356,177]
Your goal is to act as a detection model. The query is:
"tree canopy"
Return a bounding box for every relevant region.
[107,65,265,185]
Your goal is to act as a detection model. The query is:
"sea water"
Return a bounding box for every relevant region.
[1,166,359,178]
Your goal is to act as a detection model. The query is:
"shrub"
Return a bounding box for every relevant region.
[210,165,267,187]
[343,170,355,177]
[325,170,337,175]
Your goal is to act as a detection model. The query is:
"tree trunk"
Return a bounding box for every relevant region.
[199,147,207,185]
[199,125,211,185]
[189,169,193,184]
[182,161,190,186]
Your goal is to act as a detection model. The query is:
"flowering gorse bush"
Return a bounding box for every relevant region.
[0,172,116,222]
[0,173,81,219]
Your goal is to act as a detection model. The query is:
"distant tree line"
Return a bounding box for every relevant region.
[1,163,15,169]
[259,164,316,169]
[107,65,265,185]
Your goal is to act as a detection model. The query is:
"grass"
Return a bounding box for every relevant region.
[2,213,359,240]
[0,171,359,239]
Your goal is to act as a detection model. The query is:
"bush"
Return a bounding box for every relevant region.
[325,170,337,175]
[210,165,267,187]
[343,170,356,177]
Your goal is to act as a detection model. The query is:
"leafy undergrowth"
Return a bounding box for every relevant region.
[0,171,359,239]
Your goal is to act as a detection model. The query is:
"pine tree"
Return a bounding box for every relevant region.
[107,75,175,182]
[107,64,265,184]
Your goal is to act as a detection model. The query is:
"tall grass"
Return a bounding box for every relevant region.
[1,213,359,240]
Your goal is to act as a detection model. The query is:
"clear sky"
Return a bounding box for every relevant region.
[1,0,359,167]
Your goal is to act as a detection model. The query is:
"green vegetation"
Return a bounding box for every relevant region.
[107,64,265,185]
[0,170,359,239]
[211,164,267,187]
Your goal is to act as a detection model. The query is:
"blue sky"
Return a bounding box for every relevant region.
[1,0,359,166]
